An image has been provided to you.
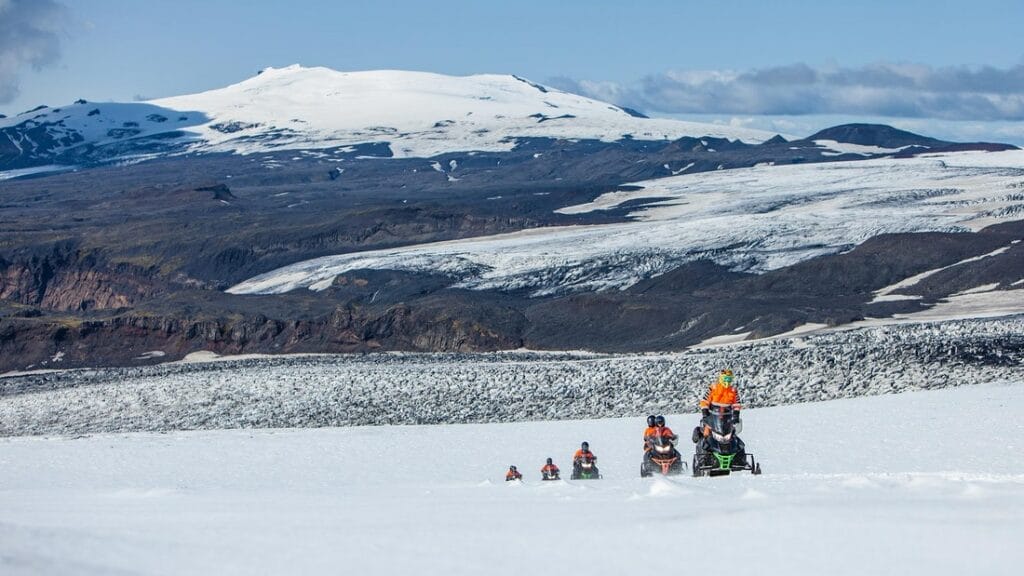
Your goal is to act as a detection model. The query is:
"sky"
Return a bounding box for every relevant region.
[2,0,1023,143]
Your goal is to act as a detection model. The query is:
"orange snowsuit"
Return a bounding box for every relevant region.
[645,425,676,451]
[573,449,596,462]
[700,382,741,438]
[643,426,658,451]
[655,426,676,439]
[699,382,741,409]
[541,463,560,477]
[506,469,522,481]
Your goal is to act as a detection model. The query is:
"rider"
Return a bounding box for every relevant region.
[573,441,600,477]
[698,369,742,440]
[506,465,522,481]
[654,415,677,441]
[541,457,560,480]
[574,441,596,464]
[643,414,658,452]
[700,368,742,414]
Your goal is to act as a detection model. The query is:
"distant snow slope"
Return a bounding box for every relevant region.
[155,66,773,157]
[0,65,773,167]
[1,383,1021,575]
[229,150,1024,296]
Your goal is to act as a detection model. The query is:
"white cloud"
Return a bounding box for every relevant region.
[549,62,1024,123]
[0,0,69,104]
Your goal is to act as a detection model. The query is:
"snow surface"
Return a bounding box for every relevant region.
[813,139,910,156]
[0,164,74,180]
[1,382,1022,575]
[229,150,1024,297]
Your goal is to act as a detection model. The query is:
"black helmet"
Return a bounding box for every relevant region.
[655,415,666,427]
[546,457,553,465]
[647,414,656,427]
[581,441,589,451]
[509,465,517,471]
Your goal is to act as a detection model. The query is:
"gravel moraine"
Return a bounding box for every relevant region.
[2,316,1023,436]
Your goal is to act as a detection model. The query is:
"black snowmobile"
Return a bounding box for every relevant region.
[640,434,686,477]
[571,455,601,479]
[692,405,761,477]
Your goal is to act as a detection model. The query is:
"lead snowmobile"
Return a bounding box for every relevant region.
[692,404,761,477]
[571,454,601,479]
[641,434,686,477]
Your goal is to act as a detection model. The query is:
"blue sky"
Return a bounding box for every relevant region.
[3,0,1023,142]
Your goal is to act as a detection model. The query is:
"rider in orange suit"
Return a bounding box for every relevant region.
[700,368,741,410]
[700,369,742,437]
[653,415,676,440]
[643,414,658,451]
[541,458,560,480]
[573,441,597,464]
[506,465,522,481]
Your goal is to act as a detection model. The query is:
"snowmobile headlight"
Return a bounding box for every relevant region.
[655,444,671,453]
[712,431,732,443]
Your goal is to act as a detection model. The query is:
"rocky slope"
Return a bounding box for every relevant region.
[3,314,1022,435]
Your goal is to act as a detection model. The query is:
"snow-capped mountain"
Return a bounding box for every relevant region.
[0,65,775,172]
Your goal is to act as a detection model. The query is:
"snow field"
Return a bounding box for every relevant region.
[1,382,1022,575]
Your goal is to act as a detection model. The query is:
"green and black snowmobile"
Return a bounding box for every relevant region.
[692,404,761,477]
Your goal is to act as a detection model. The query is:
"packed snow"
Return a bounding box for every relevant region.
[1,381,1022,575]
[229,150,1024,297]
[0,165,74,180]
[813,139,910,156]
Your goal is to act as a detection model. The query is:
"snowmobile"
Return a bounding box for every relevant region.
[541,468,561,481]
[571,455,601,479]
[640,434,686,477]
[692,404,761,477]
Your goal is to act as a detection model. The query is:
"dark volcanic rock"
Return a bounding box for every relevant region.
[0,244,169,312]
[0,287,527,372]
[195,183,236,201]
[805,123,947,148]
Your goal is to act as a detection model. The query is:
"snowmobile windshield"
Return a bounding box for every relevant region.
[649,434,675,451]
[706,408,736,436]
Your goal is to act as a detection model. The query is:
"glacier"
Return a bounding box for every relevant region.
[228,150,1024,296]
